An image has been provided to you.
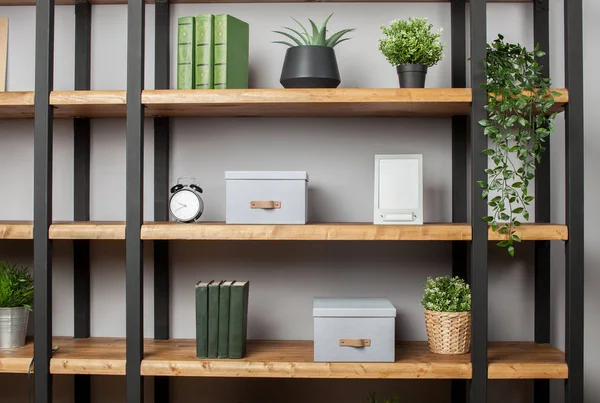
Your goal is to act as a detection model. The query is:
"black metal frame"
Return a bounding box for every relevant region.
[22,1,584,403]
[564,0,585,402]
[469,0,488,401]
[73,2,92,402]
[533,1,551,402]
[154,1,171,402]
[33,1,55,402]
[126,0,146,402]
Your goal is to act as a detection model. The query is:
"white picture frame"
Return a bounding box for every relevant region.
[374,154,423,225]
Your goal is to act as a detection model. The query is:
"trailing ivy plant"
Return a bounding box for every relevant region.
[478,34,560,256]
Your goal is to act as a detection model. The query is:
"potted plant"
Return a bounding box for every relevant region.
[0,262,33,349]
[478,35,560,256]
[273,14,354,88]
[420,276,471,355]
[378,17,444,88]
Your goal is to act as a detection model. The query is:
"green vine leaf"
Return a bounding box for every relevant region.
[479,34,557,256]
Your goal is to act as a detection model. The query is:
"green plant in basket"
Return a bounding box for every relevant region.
[272,13,354,48]
[378,17,444,67]
[0,261,34,309]
[420,276,471,313]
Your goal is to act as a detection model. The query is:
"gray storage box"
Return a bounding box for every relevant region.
[225,171,308,224]
[313,298,396,362]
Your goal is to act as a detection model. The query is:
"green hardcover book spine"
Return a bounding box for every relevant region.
[208,281,222,358]
[177,16,195,90]
[195,281,211,358]
[214,14,249,89]
[194,14,214,89]
[217,281,234,358]
[228,281,249,359]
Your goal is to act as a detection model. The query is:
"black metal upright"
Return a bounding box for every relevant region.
[533,1,551,402]
[126,0,145,402]
[73,2,92,402]
[154,1,171,402]
[469,0,488,401]
[564,0,584,402]
[34,0,55,402]
[451,0,467,401]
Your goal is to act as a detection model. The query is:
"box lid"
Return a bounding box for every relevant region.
[225,171,309,181]
[313,298,396,318]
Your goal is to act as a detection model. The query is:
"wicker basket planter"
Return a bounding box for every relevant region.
[424,309,471,355]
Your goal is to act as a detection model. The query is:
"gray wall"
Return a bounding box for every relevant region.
[0,0,595,402]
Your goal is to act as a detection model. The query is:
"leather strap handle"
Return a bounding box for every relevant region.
[339,338,371,347]
[250,201,281,209]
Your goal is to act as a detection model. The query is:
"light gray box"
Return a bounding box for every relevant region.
[313,298,396,362]
[225,171,308,224]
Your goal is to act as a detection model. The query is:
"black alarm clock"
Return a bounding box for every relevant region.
[169,177,204,222]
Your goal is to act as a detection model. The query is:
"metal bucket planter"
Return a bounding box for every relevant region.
[396,64,428,88]
[0,307,29,349]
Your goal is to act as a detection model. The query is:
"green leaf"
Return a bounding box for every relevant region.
[497,240,510,248]
[483,216,494,223]
[511,234,521,243]
[482,189,489,199]
[272,40,295,47]
[507,245,515,256]
[479,119,490,127]
[523,211,530,220]
[330,38,351,48]
[492,221,498,232]
[308,19,322,45]
[326,28,355,47]
[291,17,311,41]
[273,30,304,46]
[483,149,495,156]
[512,207,524,214]
[512,182,523,188]
[477,181,488,189]
[498,227,509,234]
[524,196,534,202]
[283,26,309,45]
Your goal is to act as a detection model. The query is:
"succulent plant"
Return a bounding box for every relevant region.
[273,13,354,48]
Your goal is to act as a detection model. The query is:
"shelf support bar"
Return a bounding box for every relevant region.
[451,0,467,400]
[33,0,55,402]
[73,1,92,402]
[154,1,171,402]
[533,1,551,402]
[564,0,584,401]
[126,0,145,402]
[469,0,488,401]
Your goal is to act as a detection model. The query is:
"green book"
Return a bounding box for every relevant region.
[228,281,249,359]
[208,280,222,358]
[217,280,235,358]
[195,280,211,358]
[194,14,214,89]
[177,16,195,89]
[213,14,249,89]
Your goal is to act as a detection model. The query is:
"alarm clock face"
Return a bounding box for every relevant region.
[170,189,203,222]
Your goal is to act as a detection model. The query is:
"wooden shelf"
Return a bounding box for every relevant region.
[0,338,568,378]
[0,0,536,6]
[143,88,473,117]
[0,89,568,119]
[49,221,126,240]
[141,339,567,379]
[488,223,568,241]
[0,221,33,239]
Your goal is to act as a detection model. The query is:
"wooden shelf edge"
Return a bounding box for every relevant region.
[0,222,33,239]
[49,222,126,240]
[488,224,568,241]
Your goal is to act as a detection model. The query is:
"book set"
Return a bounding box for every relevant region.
[195,280,249,359]
[177,14,249,90]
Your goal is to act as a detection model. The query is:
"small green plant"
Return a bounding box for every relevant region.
[378,17,444,67]
[0,262,34,309]
[272,13,354,48]
[367,393,399,403]
[420,276,471,313]
[478,34,559,256]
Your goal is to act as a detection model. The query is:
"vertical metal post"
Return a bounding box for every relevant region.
[470,0,488,401]
[73,2,92,401]
[564,0,584,401]
[34,0,55,402]
[451,1,467,401]
[126,0,145,402]
[154,1,171,401]
[533,1,551,402]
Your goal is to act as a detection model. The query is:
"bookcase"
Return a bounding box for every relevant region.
[0,0,583,403]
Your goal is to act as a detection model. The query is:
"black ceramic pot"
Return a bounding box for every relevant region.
[280,46,341,88]
[396,64,428,88]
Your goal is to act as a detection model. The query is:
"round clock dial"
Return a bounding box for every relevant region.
[170,189,202,222]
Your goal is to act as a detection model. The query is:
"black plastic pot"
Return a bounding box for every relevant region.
[280,46,341,89]
[396,64,428,88]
